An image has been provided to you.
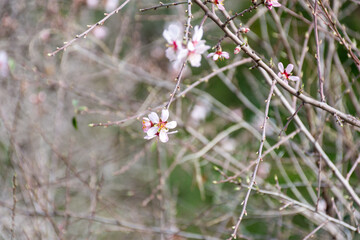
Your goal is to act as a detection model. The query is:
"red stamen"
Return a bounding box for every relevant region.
[172,41,178,51]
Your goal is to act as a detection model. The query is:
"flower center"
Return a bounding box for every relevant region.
[172,41,178,51]
[157,121,167,130]
[283,71,290,79]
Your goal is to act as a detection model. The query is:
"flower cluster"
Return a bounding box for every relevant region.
[142,109,177,143]
[277,62,300,84]
[163,23,210,68]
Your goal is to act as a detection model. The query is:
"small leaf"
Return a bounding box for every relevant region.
[72,116,78,130]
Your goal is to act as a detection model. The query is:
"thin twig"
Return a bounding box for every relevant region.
[166,59,188,109]
[346,154,360,181]
[318,0,360,71]
[222,1,264,26]
[231,80,276,239]
[279,102,304,135]
[302,221,328,240]
[11,175,17,240]
[139,1,187,12]
[313,0,326,102]
[315,156,322,211]
[48,0,131,56]
[184,0,192,43]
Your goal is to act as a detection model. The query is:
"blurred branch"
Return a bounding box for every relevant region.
[139,1,187,12]
[48,0,131,56]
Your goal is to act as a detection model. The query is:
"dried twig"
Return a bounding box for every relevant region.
[231,80,276,239]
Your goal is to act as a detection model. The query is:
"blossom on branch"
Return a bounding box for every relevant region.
[278,62,300,84]
[207,47,229,61]
[213,0,225,10]
[142,109,177,143]
[187,26,210,67]
[264,0,281,10]
[163,23,187,62]
[239,27,250,34]
[234,45,241,55]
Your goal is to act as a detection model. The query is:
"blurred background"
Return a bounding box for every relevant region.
[1,0,360,239]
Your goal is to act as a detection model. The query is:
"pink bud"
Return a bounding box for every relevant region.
[234,46,241,55]
[239,27,250,34]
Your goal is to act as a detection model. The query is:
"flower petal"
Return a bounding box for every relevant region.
[161,109,169,122]
[165,48,177,61]
[144,135,156,140]
[286,64,294,74]
[192,26,203,42]
[188,54,202,67]
[213,54,219,61]
[207,53,215,58]
[217,4,225,10]
[272,0,281,7]
[159,130,169,143]
[289,76,300,82]
[222,52,230,59]
[147,126,159,136]
[163,23,182,43]
[278,72,283,78]
[187,41,195,51]
[278,62,284,72]
[148,112,159,123]
[165,121,177,129]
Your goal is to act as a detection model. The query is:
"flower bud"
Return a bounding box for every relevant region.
[234,45,241,55]
[239,27,250,34]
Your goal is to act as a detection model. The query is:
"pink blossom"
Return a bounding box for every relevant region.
[187,26,210,67]
[264,0,281,10]
[207,48,230,61]
[143,109,177,143]
[278,62,300,84]
[213,0,225,10]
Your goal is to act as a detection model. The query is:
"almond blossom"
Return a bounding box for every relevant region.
[207,47,229,61]
[264,0,281,10]
[142,109,177,143]
[163,23,187,62]
[213,0,225,10]
[278,62,300,84]
[187,26,210,67]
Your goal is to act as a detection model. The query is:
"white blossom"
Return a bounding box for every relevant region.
[142,109,177,143]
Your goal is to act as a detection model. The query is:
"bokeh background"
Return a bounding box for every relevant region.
[1,0,360,239]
